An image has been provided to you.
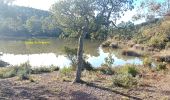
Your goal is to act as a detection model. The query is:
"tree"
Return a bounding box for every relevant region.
[133,0,170,21]
[25,16,42,35]
[51,0,134,83]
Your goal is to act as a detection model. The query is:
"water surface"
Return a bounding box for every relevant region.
[0,38,143,68]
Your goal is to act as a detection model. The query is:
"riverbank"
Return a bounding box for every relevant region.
[101,39,170,63]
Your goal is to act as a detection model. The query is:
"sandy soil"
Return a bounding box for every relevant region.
[0,71,170,100]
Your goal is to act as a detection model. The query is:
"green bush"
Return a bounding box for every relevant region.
[118,65,139,77]
[165,42,170,49]
[97,65,114,75]
[148,36,167,49]
[143,57,152,68]
[156,62,167,71]
[112,74,138,88]
[64,46,94,71]
[83,60,94,71]
[60,67,72,76]
[0,63,60,79]
[2,67,17,78]
[50,66,60,71]
[17,63,32,80]
[32,67,52,74]
[0,62,32,79]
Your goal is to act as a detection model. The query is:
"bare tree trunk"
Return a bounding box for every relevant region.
[73,32,85,83]
[73,16,89,83]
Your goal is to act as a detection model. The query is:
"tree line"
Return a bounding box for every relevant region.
[0,2,62,37]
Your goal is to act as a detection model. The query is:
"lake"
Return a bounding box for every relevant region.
[0,38,143,68]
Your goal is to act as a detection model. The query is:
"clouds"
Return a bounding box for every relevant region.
[13,0,56,10]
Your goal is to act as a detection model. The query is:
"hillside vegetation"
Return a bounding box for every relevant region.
[0,3,62,37]
[133,17,170,49]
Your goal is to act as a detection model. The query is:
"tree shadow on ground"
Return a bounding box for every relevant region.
[162,90,170,96]
[84,82,142,100]
[71,90,98,100]
[0,80,58,99]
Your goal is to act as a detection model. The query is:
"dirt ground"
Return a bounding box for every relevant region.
[0,71,170,100]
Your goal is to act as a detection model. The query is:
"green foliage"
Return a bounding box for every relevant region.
[16,63,31,80]
[52,0,134,40]
[143,57,152,68]
[118,65,139,77]
[104,54,114,67]
[110,21,136,40]
[2,67,17,78]
[83,60,94,71]
[60,67,72,76]
[0,63,59,79]
[148,35,167,49]
[131,18,170,50]
[31,66,59,74]
[112,74,138,88]
[165,42,170,49]
[64,46,94,71]
[50,66,60,71]
[31,67,52,74]
[64,46,77,67]
[156,62,167,71]
[0,63,31,80]
[0,3,62,37]
[97,66,114,75]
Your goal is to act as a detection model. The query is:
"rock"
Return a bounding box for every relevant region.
[121,50,142,57]
[0,60,9,67]
[109,43,118,49]
[101,41,111,47]
[154,56,170,63]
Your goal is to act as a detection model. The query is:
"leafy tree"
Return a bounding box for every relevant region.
[25,16,42,35]
[52,0,134,83]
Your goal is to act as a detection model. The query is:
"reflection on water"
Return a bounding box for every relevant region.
[87,47,142,67]
[1,53,71,68]
[0,39,143,68]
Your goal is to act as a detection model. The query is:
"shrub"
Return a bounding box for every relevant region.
[165,42,170,49]
[0,67,18,78]
[64,46,77,68]
[31,67,52,74]
[118,65,139,77]
[17,63,32,80]
[60,67,72,76]
[31,65,59,74]
[156,62,167,71]
[50,66,60,71]
[112,74,138,88]
[148,36,167,49]
[97,65,114,75]
[0,62,32,80]
[2,67,17,78]
[64,46,94,71]
[143,57,152,68]
[83,60,94,71]
[0,63,59,79]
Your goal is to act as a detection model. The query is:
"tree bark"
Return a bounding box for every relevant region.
[73,32,85,83]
